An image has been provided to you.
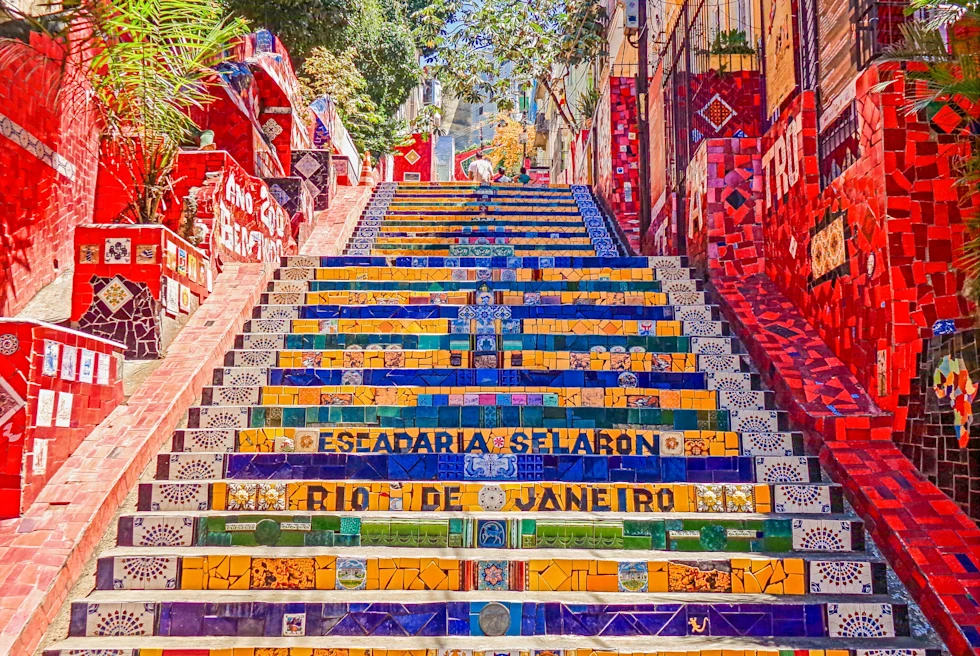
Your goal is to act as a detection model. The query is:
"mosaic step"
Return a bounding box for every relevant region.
[54,184,938,654]
[117,514,866,552]
[219,349,747,372]
[94,552,889,595]
[66,596,913,638]
[44,638,942,656]
[198,385,771,408]
[232,333,733,354]
[183,404,788,432]
[170,427,803,455]
[241,318,727,337]
[155,453,822,484]
[212,368,747,391]
[267,279,694,292]
[137,481,844,513]
[258,290,700,306]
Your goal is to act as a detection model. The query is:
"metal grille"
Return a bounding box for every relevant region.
[798,0,820,91]
[856,0,910,69]
[818,101,860,189]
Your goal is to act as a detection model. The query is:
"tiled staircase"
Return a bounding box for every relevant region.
[47,183,941,655]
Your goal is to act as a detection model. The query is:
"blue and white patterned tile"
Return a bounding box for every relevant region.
[131,516,195,547]
[168,453,224,480]
[83,602,155,637]
[792,519,854,551]
[755,456,812,483]
[775,485,833,514]
[809,560,874,594]
[827,603,896,637]
[148,482,209,511]
[112,556,178,590]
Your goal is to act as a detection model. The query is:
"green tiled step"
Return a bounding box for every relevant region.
[116,513,863,552]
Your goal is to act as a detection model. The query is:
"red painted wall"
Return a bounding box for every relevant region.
[0,35,100,316]
[392,133,434,182]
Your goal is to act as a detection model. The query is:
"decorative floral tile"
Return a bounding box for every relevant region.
[227,482,257,510]
[755,456,812,483]
[691,337,734,355]
[809,560,873,594]
[792,519,853,551]
[169,453,224,480]
[695,484,724,512]
[104,238,132,264]
[477,560,509,591]
[659,431,684,456]
[181,429,236,452]
[741,433,796,456]
[198,406,249,429]
[774,485,832,514]
[96,277,135,314]
[730,410,779,432]
[112,556,178,590]
[149,482,208,511]
[257,482,286,510]
[84,602,155,637]
[724,484,755,512]
[131,516,195,547]
[827,603,896,637]
[216,386,260,405]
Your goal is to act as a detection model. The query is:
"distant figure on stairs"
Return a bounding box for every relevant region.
[517,166,532,186]
[495,168,513,183]
[467,150,493,185]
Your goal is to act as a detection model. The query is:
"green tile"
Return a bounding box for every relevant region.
[521,519,536,535]
[623,535,652,550]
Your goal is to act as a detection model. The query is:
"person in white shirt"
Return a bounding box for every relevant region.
[467,151,494,184]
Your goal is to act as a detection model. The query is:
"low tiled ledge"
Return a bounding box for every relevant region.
[71,224,214,359]
[0,319,125,518]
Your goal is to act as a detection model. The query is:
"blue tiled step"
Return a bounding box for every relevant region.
[155,452,822,484]
[252,305,713,322]
[234,333,732,355]
[279,256,686,269]
[219,368,728,391]
[222,350,748,373]
[68,598,910,638]
[171,427,804,457]
[243,319,727,338]
[186,404,786,431]
[270,280,687,293]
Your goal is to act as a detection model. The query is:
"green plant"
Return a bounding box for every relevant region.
[1,0,249,223]
[576,78,601,127]
[880,0,980,300]
[418,0,607,134]
[702,29,756,55]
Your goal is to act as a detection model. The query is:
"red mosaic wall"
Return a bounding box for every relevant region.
[686,137,764,277]
[70,225,213,358]
[167,151,298,264]
[392,133,434,182]
[604,77,641,251]
[0,35,100,316]
[0,320,124,518]
[760,69,974,414]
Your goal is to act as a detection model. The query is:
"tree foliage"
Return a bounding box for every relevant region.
[881,0,980,299]
[0,0,248,223]
[236,0,427,155]
[489,113,534,172]
[417,0,606,132]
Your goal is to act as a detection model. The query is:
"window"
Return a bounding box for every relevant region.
[818,102,860,189]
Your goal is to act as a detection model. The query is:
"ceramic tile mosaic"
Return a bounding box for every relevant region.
[57,183,942,656]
